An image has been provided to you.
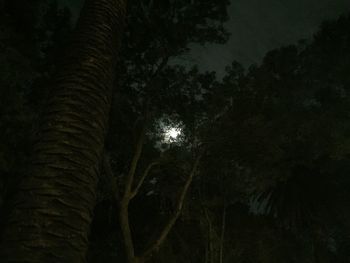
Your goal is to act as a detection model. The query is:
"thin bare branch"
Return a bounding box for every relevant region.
[130,161,159,199]
[123,123,146,201]
[140,153,202,259]
[219,203,227,263]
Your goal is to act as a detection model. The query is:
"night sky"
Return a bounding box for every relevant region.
[190,0,350,76]
[61,0,350,75]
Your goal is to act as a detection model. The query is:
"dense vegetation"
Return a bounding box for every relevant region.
[1,0,350,262]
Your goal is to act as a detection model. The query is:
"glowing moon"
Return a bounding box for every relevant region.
[164,127,181,142]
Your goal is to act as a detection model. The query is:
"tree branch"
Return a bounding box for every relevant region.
[140,153,202,260]
[219,202,227,263]
[119,123,146,263]
[130,161,159,199]
[123,122,146,201]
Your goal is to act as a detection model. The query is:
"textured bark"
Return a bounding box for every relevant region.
[0,0,126,262]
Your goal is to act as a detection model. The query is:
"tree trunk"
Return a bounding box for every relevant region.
[0,0,126,262]
[219,203,226,263]
[203,207,214,263]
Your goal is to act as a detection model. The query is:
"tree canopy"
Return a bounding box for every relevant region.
[1,0,350,262]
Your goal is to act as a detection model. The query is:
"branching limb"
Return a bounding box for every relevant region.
[139,153,203,260]
[130,161,160,199]
[123,123,146,201]
[119,120,147,263]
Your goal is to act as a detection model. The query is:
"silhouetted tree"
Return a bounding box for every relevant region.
[0,0,127,262]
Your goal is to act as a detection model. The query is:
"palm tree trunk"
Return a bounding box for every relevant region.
[0,0,127,262]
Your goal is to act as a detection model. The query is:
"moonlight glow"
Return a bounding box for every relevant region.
[164,127,182,142]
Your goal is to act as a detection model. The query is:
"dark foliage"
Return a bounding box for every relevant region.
[1,0,350,262]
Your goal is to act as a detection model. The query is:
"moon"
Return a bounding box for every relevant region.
[164,127,182,142]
